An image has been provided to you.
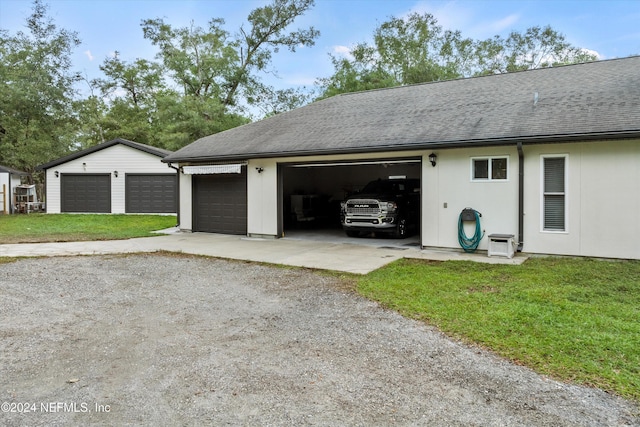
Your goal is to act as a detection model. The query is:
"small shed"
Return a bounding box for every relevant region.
[0,165,29,214]
[37,138,177,214]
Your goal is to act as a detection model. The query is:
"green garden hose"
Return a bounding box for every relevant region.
[458,209,484,253]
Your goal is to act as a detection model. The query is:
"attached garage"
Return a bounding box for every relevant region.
[61,174,111,213]
[280,158,421,235]
[126,174,177,213]
[192,167,247,234]
[38,138,176,214]
[164,58,640,260]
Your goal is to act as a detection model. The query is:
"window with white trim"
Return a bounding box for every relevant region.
[542,155,567,231]
[471,156,508,181]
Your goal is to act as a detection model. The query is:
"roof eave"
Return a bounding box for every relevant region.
[162,130,640,164]
[37,138,172,171]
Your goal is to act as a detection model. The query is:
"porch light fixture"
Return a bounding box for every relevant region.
[82,162,87,170]
[255,167,264,173]
[54,171,59,178]
[113,170,118,177]
[429,153,437,167]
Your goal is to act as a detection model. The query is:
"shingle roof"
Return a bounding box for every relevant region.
[37,138,173,170]
[0,165,29,175]
[164,56,640,164]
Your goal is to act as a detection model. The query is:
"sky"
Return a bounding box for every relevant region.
[1,0,640,97]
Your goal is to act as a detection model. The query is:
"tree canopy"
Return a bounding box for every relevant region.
[317,12,597,98]
[0,1,602,175]
[0,0,81,174]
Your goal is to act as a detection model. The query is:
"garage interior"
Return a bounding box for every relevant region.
[280,158,421,246]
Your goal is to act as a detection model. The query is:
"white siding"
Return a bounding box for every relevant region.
[247,159,278,237]
[0,173,9,213]
[523,140,640,259]
[45,144,175,214]
[421,146,520,251]
[178,139,639,259]
[1,173,27,214]
[178,173,193,231]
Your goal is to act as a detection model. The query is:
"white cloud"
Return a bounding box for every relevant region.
[333,45,352,56]
[405,1,521,39]
[84,50,94,61]
[485,14,520,33]
[581,48,603,60]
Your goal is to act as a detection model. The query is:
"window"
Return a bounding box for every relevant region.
[471,156,508,181]
[542,155,567,231]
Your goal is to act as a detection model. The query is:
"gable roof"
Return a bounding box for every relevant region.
[164,56,640,164]
[37,138,173,170]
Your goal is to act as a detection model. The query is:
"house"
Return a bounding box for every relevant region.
[162,57,640,260]
[0,165,29,214]
[38,138,177,214]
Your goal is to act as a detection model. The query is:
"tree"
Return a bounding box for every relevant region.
[477,25,597,74]
[317,13,596,98]
[0,0,81,174]
[317,13,470,97]
[141,0,319,112]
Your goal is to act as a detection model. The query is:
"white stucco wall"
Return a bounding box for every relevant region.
[45,144,175,214]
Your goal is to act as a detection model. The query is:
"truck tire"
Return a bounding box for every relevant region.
[394,218,407,238]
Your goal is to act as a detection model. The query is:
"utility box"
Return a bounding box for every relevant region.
[488,234,515,258]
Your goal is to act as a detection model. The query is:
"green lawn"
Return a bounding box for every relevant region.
[357,257,640,401]
[0,214,177,243]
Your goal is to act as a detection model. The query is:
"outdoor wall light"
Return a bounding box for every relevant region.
[82,162,87,171]
[255,167,264,173]
[54,171,59,178]
[113,171,118,177]
[429,153,437,167]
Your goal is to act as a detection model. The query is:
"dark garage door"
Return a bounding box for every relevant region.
[61,174,111,213]
[126,174,177,213]
[193,170,247,234]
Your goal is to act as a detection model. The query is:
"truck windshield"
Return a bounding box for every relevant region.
[361,180,415,194]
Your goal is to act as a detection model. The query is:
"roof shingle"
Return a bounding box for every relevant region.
[164,57,640,163]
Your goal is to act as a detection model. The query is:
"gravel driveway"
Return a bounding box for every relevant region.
[1,254,638,426]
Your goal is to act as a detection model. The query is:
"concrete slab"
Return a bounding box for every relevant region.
[0,231,527,274]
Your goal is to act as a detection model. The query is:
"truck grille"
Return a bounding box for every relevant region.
[346,199,380,215]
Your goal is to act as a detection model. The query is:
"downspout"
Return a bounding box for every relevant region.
[517,141,524,252]
[167,163,180,227]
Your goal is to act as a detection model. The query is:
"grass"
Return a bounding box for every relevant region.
[0,213,177,243]
[357,257,640,401]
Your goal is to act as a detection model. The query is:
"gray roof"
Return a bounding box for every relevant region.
[38,138,173,170]
[0,165,29,175]
[164,56,640,164]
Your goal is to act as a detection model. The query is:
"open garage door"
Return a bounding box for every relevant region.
[126,174,177,213]
[192,168,247,234]
[61,174,111,213]
[280,158,421,243]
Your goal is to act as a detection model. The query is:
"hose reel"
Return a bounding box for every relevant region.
[458,208,484,253]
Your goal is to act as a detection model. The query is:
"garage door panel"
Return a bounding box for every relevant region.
[193,171,247,234]
[61,174,111,213]
[126,174,177,213]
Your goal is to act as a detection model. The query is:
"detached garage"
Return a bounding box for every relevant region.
[38,138,177,214]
